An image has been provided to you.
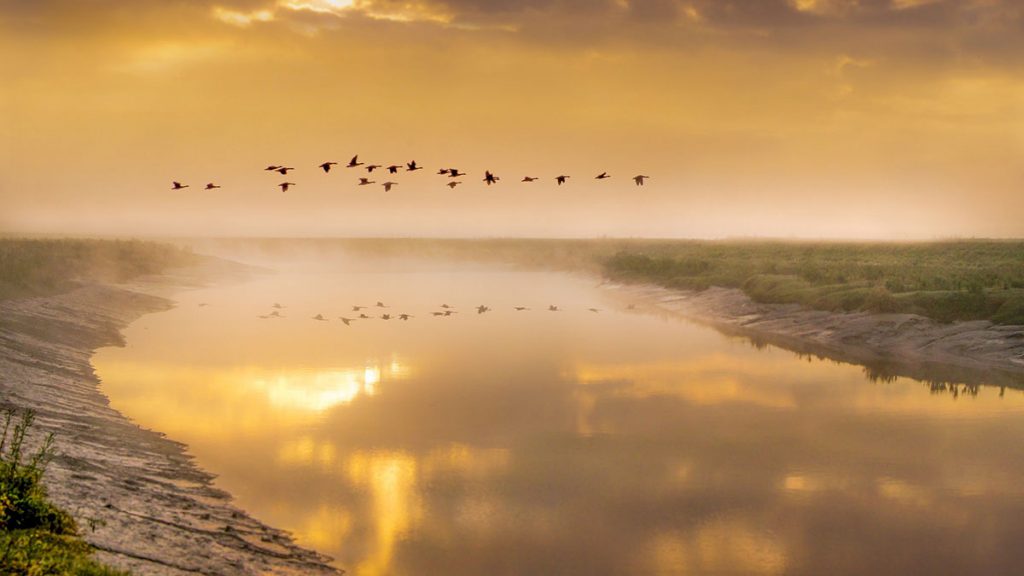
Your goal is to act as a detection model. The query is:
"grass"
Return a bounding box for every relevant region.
[0,239,197,301]
[0,409,129,575]
[600,240,1024,325]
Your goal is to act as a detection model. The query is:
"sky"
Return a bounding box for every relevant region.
[1,0,1022,239]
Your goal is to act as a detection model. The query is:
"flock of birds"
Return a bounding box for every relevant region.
[251,300,638,324]
[171,155,652,193]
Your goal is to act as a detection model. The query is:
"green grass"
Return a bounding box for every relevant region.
[0,239,197,301]
[0,409,130,575]
[601,240,1024,325]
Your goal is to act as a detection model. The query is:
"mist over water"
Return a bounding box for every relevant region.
[93,247,1024,575]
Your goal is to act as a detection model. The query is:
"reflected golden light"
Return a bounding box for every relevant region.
[643,520,788,575]
[346,451,422,576]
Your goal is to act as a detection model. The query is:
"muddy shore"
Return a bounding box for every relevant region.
[608,283,1024,390]
[0,260,339,576]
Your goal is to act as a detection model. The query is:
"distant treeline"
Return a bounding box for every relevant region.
[0,239,197,300]
[602,240,1024,325]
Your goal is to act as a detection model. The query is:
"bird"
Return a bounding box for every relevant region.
[376,301,387,308]
[476,305,490,314]
[447,181,462,189]
[352,305,366,311]
[595,172,610,180]
[443,310,457,316]
[268,310,283,318]
[484,171,499,185]
[198,303,208,307]
[272,303,285,309]
[279,182,296,192]
[339,317,354,325]
[264,165,280,171]
[588,308,601,313]
[386,165,401,174]
[521,176,538,182]
[548,305,559,311]
[358,178,376,186]
[514,306,529,311]
[441,304,452,309]
[398,314,413,321]
[204,183,221,190]
[437,168,450,175]
[366,164,382,172]
[382,181,398,192]
[556,175,570,185]
[358,313,371,319]
[633,175,650,186]
[171,181,189,190]
[449,169,466,177]
[381,314,392,320]
[406,160,423,171]
[276,167,295,175]
[312,314,328,321]
[432,312,445,316]
[347,155,363,168]
[319,162,338,173]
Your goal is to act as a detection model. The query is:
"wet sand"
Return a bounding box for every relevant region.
[609,283,1024,389]
[0,259,339,576]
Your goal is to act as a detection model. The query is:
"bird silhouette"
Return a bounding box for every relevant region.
[588,308,601,313]
[382,181,398,192]
[366,164,382,172]
[376,301,388,308]
[484,171,499,185]
[595,172,610,180]
[432,311,445,316]
[556,175,569,185]
[264,165,280,171]
[548,305,560,311]
[406,160,423,171]
[477,305,490,314]
[398,314,413,321]
[521,176,538,182]
[358,313,371,319]
[279,182,296,192]
[358,178,376,186]
[381,314,392,320]
[633,175,650,186]
[441,304,452,309]
[352,305,366,311]
[276,167,295,175]
[272,303,285,309]
[339,317,354,325]
[347,155,363,168]
[386,165,401,174]
[449,169,466,177]
[312,314,328,321]
[319,162,338,173]
[437,168,449,175]
[444,310,457,316]
[447,181,462,189]
[171,181,189,190]
[204,183,221,190]
[514,306,529,311]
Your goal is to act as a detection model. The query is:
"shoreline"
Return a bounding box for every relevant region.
[0,260,339,576]
[606,282,1024,390]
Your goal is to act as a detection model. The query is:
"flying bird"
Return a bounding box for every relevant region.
[381,314,392,320]
[276,167,295,175]
[514,306,529,311]
[339,317,354,325]
[366,164,382,172]
[264,165,280,171]
[449,169,466,177]
[312,314,328,321]
[376,301,388,308]
[382,181,398,192]
[386,165,401,174]
[432,312,445,316]
[406,160,423,171]
[521,176,538,182]
[347,155,363,168]
[548,305,560,311]
[588,308,601,313]
[437,168,450,175]
[477,305,490,314]
[358,178,376,186]
[352,305,366,311]
[447,181,462,189]
[358,313,371,319]
[171,181,189,190]
[398,314,413,321]
[204,183,221,190]
[483,171,499,185]
[441,304,452,309]
[279,182,296,192]
[272,303,285,309]
[556,175,570,185]
[444,310,457,316]
[595,172,610,180]
[633,175,650,186]
[319,161,338,173]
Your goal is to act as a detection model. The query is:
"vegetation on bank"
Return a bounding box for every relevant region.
[601,240,1024,325]
[0,239,197,301]
[0,409,129,575]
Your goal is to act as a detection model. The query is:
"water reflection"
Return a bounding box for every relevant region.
[93,260,1024,575]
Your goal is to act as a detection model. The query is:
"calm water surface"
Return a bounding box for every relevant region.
[93,256,1024,575]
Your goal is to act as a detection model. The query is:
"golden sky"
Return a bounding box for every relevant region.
[2,0,1022,238]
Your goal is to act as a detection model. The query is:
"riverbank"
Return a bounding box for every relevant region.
[608,282,1024,390]
[0,258,339,575]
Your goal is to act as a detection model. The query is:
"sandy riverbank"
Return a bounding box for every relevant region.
[608,283,1024,390]
[0,259,339,576]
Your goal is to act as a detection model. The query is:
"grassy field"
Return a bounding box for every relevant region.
[600,240,1024,325]
[0,239,197,301]
[0,410,129,575]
